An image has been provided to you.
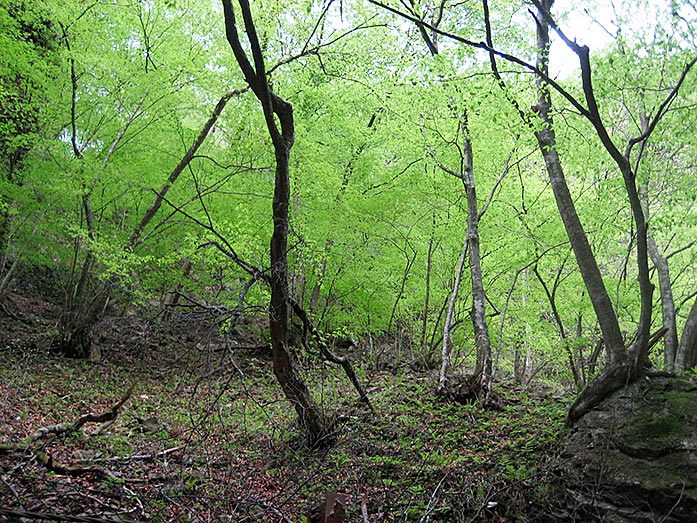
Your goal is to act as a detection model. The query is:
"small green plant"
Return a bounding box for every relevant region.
[104,475,126,488]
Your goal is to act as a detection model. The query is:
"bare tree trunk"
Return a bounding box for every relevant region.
[649,237,678,369]
[638,114,677,371]
[419,232,435,353]
[531,4,626,367]
[387,249,417,334]
[533,264,582,388]
[270,144,327,444]
[439,237,468,388]
[463,130,492,395]
[222,0,328,446]
[309,256,327,315]
[410,2,493,395]
[129,90,239,248]
[529,1,637,425]
[514,271,533,384]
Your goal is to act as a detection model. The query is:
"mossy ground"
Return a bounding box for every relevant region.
[1,298,568,522]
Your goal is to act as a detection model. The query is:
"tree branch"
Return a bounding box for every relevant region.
[369,0,591,118]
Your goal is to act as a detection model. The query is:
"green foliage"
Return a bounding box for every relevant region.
[0,0,694,380]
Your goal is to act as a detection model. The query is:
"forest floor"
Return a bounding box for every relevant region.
[0,292,570,523]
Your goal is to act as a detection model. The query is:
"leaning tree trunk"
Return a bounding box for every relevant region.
[648,229,678,370]
[638,114,678,371]
[439,236,468,389]
[222,0,328,446]
[412,15,493,398]
[532,2,626,367]
[531,0,697,423]
[530,0,635,426]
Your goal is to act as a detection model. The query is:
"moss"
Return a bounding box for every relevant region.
[563,377,697,520]
[664,387,697,416]
[612,380,697,457]
[615,411,685,453]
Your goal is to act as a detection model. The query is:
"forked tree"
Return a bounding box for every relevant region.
[221,0,331,446]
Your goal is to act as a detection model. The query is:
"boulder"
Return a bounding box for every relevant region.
[559,375,697,522]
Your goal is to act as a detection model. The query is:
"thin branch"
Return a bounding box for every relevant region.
[101,93,148,169]
[626,56,697,156]
[129,88,244,247]
[479,145,521,219]
[369,0,591,118]
[665,240,695,261]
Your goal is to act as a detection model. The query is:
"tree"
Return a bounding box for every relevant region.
[403,0,495,400]
[369,0,697,422]
[0,0,61,296]
[221,0,330,446]
[527,0,696,422]
[43,0,203,357]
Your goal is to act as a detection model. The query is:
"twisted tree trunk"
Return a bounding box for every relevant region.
[222,0,329,446]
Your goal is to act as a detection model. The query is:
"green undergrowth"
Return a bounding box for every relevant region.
[0,314,569,522]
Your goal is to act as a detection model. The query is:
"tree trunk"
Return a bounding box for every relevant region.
[533,264,582,388]
[531,1,637,424]
[535,95,633,387]
[309,255,327,315]
[532,6,626,367]
[387,249,416,334]
[638,114,677,371]
[419,232,434,353]
[222,0,328,446]
[463,130,492,395]
[413,18,493,397]
[676,298,697,372]
[648,237,678,370]
[269,138,328,445]
[439,236,468,389]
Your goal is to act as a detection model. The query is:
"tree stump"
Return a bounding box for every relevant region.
[307,492,347,523]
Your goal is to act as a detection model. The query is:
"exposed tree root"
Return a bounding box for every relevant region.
[565,363,634,427]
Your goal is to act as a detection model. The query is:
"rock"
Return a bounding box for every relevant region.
[558,375,697,522]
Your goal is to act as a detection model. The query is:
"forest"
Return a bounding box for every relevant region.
[1,0,696,521]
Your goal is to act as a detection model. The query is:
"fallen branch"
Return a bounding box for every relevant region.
[28,383,135,443]
[0,384,135,478]
[85,445,186,463]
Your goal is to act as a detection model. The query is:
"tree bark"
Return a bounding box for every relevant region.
[129,89,238,248]
[649,236,678,369]
[638,114,677,371]
[419,231,435,353]
[413,11,493,396]
[532,1,626,368]
[463,129,492,394]
[439,236,468,388]
[222,0,328,446]
[676,298,697,372]
[531,0,658,377]
[529,1,642,425]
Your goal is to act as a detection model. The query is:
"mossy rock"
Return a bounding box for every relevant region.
[558,376,697,522]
